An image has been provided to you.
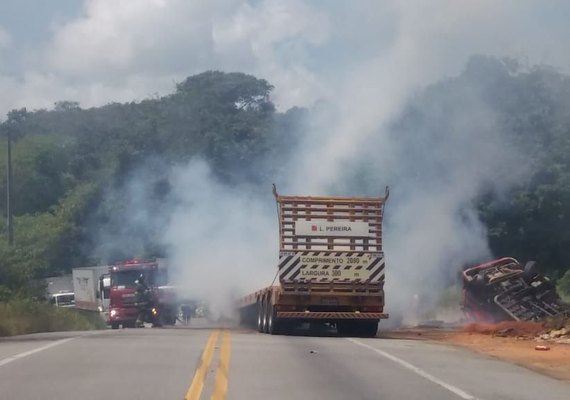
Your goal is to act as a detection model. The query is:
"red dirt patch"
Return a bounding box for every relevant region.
[463,321,546,337]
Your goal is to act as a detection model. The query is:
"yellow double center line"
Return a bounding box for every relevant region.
[185,330,231,400]
[211,331,231,400]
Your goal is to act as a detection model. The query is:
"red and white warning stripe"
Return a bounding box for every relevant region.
[278,251,385,283]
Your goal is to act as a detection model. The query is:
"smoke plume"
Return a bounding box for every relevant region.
[89,1,566,324]
[163,160,277,317]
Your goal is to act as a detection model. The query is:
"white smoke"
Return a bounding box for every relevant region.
[275,2,538,324]
[88,160,174,262]
[163,160,277,318]
[79,1,566,324]
[159,67,527,324]
[359,79,527,324]
[290,63,529,324]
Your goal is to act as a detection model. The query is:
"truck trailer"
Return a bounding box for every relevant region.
[236,185,389,336]
[72,265,110,313]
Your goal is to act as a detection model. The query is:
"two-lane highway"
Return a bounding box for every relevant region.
[0,323,569,399]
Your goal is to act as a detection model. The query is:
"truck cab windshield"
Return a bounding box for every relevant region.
[112,270,143,288]
[111,269,167,288]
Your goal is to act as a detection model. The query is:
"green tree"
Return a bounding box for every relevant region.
[557,270,570,301]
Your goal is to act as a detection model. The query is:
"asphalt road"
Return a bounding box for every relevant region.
[0,321,569,400]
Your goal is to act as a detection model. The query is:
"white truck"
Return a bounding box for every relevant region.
[72,266,111,313]
[48,292,75,307]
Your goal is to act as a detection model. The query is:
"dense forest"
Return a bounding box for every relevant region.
[1,57,570,300]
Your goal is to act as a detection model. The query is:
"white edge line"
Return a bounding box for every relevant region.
[0,337,75,367]
[346,338,480,400]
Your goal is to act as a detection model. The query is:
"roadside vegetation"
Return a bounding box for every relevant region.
[556,270,570,302]
[0,300,105,336]
[0,71,305,302]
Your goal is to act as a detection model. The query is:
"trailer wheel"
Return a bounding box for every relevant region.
[337,321,350,336]
[261,298,270,333]
[111,322,119,330]
[266,301,274,334]
[337,321,377,337]
[359,321,379,337]
[257,300,265,333]
[267,302,283,335]
[523,261,538,282]
[337,321,360,336]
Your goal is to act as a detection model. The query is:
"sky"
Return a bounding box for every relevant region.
[1,0,570,117]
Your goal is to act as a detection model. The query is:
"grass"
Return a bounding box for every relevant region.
[0,300,105,337]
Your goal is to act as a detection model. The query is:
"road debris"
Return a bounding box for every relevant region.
[534,345,550,351]
[539,328,568,341]
[535,318,570,343]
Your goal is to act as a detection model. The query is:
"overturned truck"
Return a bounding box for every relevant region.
[463,257,570,323]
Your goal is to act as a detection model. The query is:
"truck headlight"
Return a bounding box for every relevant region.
[110,309,117,317]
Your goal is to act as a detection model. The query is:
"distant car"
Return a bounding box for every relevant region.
[49,292,75,308]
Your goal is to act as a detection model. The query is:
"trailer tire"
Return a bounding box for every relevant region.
[267,303,282,335]
[337,321,350,336]
[337,321,377,337]
[257,300,265,333]
[266,302,274,334]
[359,321,379,337]
[262,298,269,333]
[111,322,119,330]
[523,261,538,282]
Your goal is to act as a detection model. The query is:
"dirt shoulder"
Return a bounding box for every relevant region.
[381,327,570,382]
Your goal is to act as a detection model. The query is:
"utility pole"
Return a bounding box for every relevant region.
[6,127,13,245]
[4,108,25,246]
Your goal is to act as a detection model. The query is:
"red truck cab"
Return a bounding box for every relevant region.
[108,259,170,329]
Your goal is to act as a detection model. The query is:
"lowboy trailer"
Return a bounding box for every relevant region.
[236,185,389,336]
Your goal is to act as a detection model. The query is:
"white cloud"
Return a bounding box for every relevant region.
[1,0,570,116]
[47,0,225,76]
[0,72,178,113]
[0,26,10,49]
[45,0,330,110]
[212,0,331,108]
[0,0,330,114]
